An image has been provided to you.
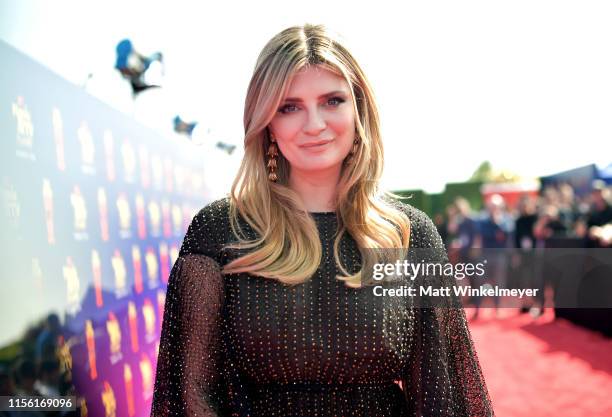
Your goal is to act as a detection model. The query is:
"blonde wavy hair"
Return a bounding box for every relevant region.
[222,24,411,287]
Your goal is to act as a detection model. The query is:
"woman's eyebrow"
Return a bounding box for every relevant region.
[283,90,348,103]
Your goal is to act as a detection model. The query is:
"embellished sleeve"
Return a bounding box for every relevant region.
[401,206,495,417]
[150,254,226,416]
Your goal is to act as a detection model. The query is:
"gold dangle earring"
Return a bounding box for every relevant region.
[267,136,279,182]
[346,132,360,165]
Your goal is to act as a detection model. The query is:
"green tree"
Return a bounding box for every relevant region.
[469,161,493,182]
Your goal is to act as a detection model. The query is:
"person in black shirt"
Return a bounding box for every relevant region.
[151,24,494,417]
[586,180,612,248]
[513,196,538,313]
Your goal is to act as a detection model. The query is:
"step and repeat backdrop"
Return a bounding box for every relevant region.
[1,40,214,416]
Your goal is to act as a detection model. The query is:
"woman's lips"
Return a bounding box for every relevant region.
[300,139,334,148]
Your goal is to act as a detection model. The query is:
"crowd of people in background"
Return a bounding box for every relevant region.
[0,314,74,417]
[434,180,612,320]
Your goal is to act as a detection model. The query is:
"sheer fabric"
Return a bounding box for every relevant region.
[151,197,494,416]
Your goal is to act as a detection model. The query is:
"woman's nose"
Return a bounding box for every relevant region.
[302,108,326,135]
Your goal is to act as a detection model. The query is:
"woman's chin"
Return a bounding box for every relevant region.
[292,160,344,174]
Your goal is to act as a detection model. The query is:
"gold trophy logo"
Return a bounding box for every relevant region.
[139,354,153,399]
[70,185,88,239]
[77,121,95,174]
[111,249,127,298]
[80,398,88,417]
[52,108,66,170]
[106,312,122,364]
[101,381,116,417]
[142,299,156,343]
[63,256,81,314]
[103,130,115,182]
[145,248,159,289]
[147,200,161,237]
[12,96,35,160]
[116,193,132,238]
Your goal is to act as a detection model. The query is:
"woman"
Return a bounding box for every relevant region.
[151,24,494,417]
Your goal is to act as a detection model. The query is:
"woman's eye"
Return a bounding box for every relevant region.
[278,97,345,114]
[278,104,299,114]
[327,97,345,106]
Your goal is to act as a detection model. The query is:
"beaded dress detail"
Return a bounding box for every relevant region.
[151,197,494,417]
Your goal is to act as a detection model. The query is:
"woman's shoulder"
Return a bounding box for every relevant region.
[195,196,232,220]
[189,196,232,234]
[179,196,232,258]
[384,197,445,250]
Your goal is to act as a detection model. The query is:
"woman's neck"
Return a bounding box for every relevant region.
[288,167,341,212]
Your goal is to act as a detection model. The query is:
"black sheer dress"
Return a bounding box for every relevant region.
[151,197,494,416]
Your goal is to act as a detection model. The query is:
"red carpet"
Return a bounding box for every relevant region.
[467,308,612,417]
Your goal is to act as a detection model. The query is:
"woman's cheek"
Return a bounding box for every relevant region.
[274,115,305,142]
[329,111,354,132]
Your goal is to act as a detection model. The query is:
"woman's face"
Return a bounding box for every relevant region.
[268,65,356,177]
